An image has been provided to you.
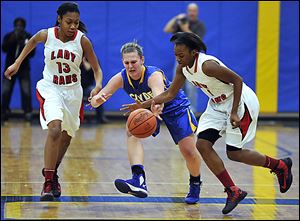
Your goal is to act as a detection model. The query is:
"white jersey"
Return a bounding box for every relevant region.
[184,53,260,149]
[182,52,234,103]
[43,27,84,86]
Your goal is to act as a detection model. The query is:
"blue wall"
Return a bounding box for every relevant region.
[1,1,299,113]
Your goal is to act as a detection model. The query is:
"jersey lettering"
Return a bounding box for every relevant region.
[51,49,76,62]
[53,74,78,85]
[129,91,153,102]
[192,81,214,96]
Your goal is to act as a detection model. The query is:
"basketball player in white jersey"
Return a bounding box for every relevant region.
[121,32,293,214]
[4,2,103,201]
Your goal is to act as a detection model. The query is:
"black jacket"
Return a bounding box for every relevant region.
[2,31,35,70]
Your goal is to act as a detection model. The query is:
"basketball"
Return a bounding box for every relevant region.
[127,108,157,138]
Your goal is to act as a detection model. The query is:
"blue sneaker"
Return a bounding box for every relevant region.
[114,174,148,198]
[185,181,202,204]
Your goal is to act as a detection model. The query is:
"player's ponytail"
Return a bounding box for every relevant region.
[55,2,88,34]
[78,21,87,34]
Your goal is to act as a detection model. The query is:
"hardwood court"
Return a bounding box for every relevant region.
[1,120,299,219]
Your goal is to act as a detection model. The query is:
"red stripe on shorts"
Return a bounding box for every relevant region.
[239,104,252,140]
[36,89,46,121]
[79,100,84,123]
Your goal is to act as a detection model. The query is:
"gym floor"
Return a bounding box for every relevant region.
[1,119,299,219]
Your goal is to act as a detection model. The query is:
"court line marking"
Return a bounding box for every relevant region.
[4,202,299,220]
[2,181,298,187]
[1,196,299,205]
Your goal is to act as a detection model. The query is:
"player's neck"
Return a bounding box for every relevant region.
[187,59,196,69]
[57,29,73,43]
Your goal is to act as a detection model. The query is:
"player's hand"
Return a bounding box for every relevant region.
[88,86,102,102]
[151,100,163,121]
[230,112,241,129]
[120,100,143,116]
[4,63,20,80]
[87,93,112,109]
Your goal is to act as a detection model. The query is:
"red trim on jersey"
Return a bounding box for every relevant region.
[79,100,84,123]
[239,104,252,140]
[54,26,78,41]
[54,26,59,39]
[36,89,46,121]
[71,30,78,40]
[194,53,199,73]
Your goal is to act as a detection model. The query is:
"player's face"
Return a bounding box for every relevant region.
[122,52,145,80]
[58,12,80,38]
[174,44,195,68]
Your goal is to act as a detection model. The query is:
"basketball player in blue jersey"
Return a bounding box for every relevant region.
[90,42,202,204]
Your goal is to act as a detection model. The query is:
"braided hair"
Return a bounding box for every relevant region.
[170,32,206,53]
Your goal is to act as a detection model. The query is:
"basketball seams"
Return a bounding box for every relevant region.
[131,115,157,136]
[129,114,156,132]
[127,109,157,138]
[126,109,149,131]
[131,115,157,135]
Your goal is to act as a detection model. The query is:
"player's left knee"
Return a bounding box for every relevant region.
[182,147,196,159]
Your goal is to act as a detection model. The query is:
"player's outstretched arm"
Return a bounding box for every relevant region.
[4,29,47,80]
[90,73,123,108]
[121,65,186,113]
[148,71,166,120]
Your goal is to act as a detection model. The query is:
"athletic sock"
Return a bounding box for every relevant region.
[216,169,235,188]
[190,174,201,185]
[44,169,55,182]
[263,156,280,170]
[131,164,145,178]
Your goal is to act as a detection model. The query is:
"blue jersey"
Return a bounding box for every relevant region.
[121,65,190,114]
[121,65,197,144]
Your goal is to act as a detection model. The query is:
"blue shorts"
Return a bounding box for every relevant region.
[152,107,198,144]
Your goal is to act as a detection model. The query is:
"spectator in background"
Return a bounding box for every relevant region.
[81,57,109,124]
[164,3,206,113]
[1,17,35,124]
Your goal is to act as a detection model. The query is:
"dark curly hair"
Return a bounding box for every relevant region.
[170,32,207,53]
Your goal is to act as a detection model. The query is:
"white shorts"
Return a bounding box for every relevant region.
[36,79,83,137]
[196,84,260,148]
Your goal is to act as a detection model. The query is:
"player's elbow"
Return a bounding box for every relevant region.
[237,76,243,86]
[233,74,243,86]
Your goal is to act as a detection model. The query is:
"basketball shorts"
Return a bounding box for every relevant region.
[196,84,259,149]
[153,106,198,144]
[36,79,83,137]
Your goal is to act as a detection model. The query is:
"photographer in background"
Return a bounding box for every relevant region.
[164,3,205,39]
[1,17,35,124]
[164,3,206,113]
